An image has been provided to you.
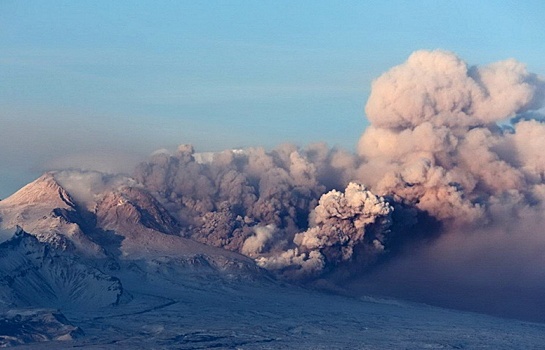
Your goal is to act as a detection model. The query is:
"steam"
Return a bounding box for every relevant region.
[45,151,143,176]
[53,170,138,210]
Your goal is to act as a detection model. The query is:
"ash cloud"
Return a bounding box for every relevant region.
[242,224,277,256]
[348,50,545,321]
[356,50,545,227]
[128,50,545,320]
[133,143,349,254]
[257,183,394,279]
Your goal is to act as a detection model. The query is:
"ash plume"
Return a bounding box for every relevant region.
[257,183,394,279]
[133,144,351,254]
[130,49,545,320]
[349,50,545,320]
[357,50,545,227]
[242,224,277,256]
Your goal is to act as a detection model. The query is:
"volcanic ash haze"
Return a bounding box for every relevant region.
[30,50,545,321]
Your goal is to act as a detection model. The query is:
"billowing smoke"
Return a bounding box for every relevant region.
[242,224,277,256]
[133,143,356,255]
[257,183,393,279]
[357,50,545,227]
[130,49,545,320]
[349,50,545,321]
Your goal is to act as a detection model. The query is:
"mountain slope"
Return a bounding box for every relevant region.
[0,172,268,347]
[93,185,255,267]
[0,228,122,310]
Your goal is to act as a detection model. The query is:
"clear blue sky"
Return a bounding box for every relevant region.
[1,1,544,197]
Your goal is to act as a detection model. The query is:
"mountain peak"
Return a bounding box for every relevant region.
[0,174,104,257]
[0,173,75,209]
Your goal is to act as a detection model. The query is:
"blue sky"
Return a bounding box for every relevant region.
[1,1,544,197]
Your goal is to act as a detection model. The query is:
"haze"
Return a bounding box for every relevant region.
[2,1,545,198]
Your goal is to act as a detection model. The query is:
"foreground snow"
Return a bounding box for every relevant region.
[0,309,83,347]
[8,272,545,349]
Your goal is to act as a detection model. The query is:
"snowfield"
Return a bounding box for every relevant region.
[9,272,545,349]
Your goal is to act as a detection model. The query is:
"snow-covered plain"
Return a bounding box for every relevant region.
[15,269,545,350]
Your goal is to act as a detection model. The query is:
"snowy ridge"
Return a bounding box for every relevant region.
[0,172,255,268]
[0,229,122,310]
[0,172,262,310]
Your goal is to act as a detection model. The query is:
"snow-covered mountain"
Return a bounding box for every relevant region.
[1,172,544,348]
[0,174,104,257]
[0,228,122,310]
[0,172,258,266]
[0,172,264,346]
